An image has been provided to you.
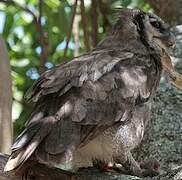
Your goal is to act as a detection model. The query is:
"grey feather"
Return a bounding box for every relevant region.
[5,9,174,175]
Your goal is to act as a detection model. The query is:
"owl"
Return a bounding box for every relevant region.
[5,9,175,177]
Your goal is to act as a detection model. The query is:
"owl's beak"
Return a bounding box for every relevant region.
[154,32,176,48]
[161,32,176,47]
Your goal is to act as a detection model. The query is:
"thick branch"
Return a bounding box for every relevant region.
[80,0,90,52]
[0,154,73,180]
[0,154,182,180]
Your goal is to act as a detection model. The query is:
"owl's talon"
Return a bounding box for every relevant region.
[100,165,115,172]
[140,158,160,177]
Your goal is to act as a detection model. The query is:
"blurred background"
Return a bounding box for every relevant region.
[0,0,181,155]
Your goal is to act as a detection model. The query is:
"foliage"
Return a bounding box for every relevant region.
[0,0,152,137]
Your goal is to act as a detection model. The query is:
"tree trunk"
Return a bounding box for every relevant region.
[0,37,13,154]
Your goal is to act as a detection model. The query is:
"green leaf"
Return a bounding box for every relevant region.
[44,0,60,9]
[3,12,14,37]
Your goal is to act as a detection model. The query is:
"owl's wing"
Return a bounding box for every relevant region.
[5,48,157,171]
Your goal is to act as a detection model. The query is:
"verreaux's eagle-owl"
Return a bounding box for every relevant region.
[5,9,175,177]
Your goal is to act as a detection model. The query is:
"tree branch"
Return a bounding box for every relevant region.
[63,0,78,61]
[0,153,182,180]
[98,0,111,33]
[80,0,90,52]
[0,0,36,19]
[38,0,49,73]
[72,12,80,57]
[0,154,74,180]
[91,0,98,47]
[0,0,49,74]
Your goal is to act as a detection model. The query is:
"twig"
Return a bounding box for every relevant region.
[0,0,49,74]
[91,0,98,47]
[12,97,32,109]
[63,0,78,60]
[80,0,90,52]
[38,0,49,73]
[0,0,37,23]
[98,0,110,33]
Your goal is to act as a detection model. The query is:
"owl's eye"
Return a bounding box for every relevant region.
[150,20,161,29]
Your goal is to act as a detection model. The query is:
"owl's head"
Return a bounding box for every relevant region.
[114,9,175,51]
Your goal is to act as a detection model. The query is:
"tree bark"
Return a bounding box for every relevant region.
[0,37,13,155]
[0,154,182,180]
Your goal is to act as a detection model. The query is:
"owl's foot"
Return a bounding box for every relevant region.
[93,156,160,177]
[140,158,160,177]
[114,152,142,177]
[114,153,160,177]
[92,159,117,173]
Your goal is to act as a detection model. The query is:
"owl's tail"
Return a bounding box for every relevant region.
[4,116,55,172]
[4,140,39,172]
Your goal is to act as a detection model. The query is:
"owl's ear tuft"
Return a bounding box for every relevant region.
[114,8,141,21]
[112,8,144,35]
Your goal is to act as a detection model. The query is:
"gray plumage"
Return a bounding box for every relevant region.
[5,8,175,177]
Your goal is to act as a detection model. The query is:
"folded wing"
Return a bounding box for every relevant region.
[5,49,157,171]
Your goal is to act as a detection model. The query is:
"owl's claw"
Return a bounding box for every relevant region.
[140,158,160,177]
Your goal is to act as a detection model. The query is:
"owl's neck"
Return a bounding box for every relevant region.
[95,31,163,57]
[95,34,147,54]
